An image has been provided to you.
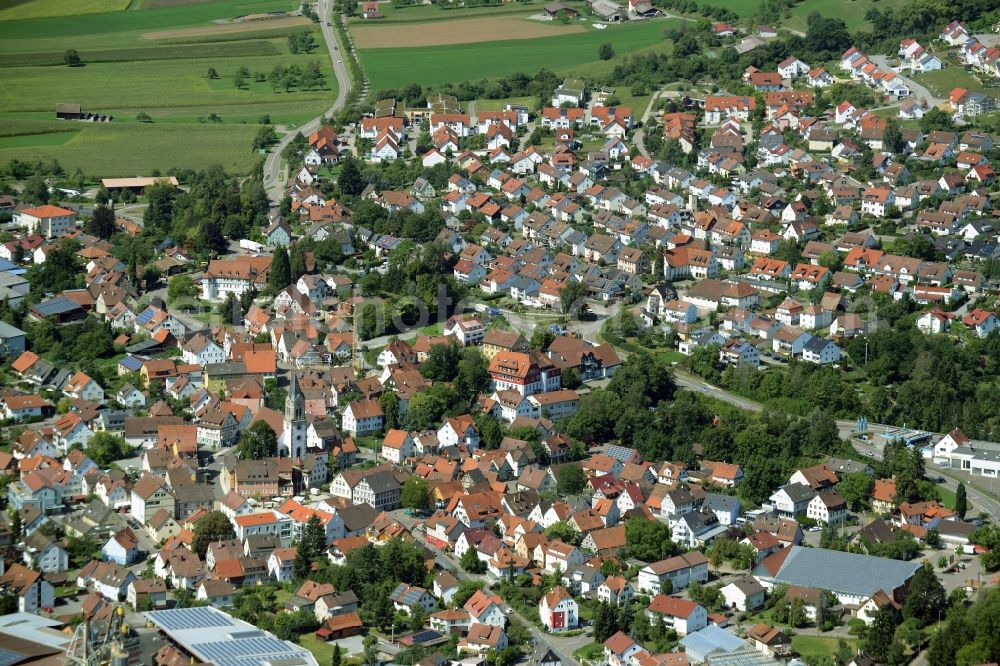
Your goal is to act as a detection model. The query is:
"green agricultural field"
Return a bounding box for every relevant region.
[0,0,337,174]
[0,0,132,22]
[359,18,678,92]
[0,53,334,115]
[0,119,258,174]
[0,40,282,68]
[783,0,909,33]
[0,0,301,53]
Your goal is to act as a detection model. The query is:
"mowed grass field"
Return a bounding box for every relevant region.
[783,0,909,33]
[358,17,678,92]
[914,67,990,98]
[0,0,337,175]
[0,122,258,174]
[0,0,132,22]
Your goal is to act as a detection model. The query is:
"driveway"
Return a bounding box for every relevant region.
[868,55,944,106]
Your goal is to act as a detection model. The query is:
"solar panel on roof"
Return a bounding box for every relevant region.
[194,637,310,662]
[31,296,81,317]
[604,445,635,463]
[149,607,236,631]
[119,356,143,371]
[135,309,156,325]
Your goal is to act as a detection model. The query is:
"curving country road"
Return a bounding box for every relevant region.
[263,0,353,203]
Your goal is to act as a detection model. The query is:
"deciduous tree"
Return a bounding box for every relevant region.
[401,477,431,511]
[85,205,115,239]
[555,464,586,495]
[237,421,278,460]
[193,511,236,558]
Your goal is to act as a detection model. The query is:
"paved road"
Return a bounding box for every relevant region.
[427,543,584,665]
[632,89,679,159]
[869,55,943,106]
[147,284,211,333]
[262,0,353,203]
[632,93,661,160]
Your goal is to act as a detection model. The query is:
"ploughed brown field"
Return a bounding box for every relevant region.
[352,16,585,48]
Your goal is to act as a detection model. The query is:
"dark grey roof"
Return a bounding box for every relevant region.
[777,483,816,503]
[361,470,400,494]
[703,493,741,513]
[727,577,765,595]
[826,458,872,475]
[803,336,833,353]
[682,508,720,532]
[339,503,379,532]
[30,295,84,317]
[0,321,25,338]
[204,362,247,375]
[756,546,920,597]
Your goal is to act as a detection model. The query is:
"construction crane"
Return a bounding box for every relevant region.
[66,604,131,666]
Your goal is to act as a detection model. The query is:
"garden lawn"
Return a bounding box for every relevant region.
[573,643,604,663]
[791,635,856,660]
[299,634,335,664]
[358,18,678,92]
[475,96,536,112]
[938,485,957,511]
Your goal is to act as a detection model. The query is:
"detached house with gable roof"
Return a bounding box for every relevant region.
[130,474,175,524]
[342,399,384,436]
[539,586,578,632]
[63,371,104,403]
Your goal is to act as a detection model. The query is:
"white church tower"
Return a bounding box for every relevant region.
[281,371,307,460]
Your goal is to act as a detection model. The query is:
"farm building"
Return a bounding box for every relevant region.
[55,103,82,120]
[544,2,579,17]
[101,177,180,194]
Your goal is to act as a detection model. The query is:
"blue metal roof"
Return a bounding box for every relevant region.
[30,296,82,317]
[0,258,26,276]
